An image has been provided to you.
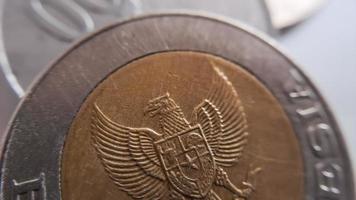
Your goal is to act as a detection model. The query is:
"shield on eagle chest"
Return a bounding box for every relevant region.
[155,125,216,198]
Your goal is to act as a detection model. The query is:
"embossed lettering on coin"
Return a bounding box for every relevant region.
[11,173,46,200]
[91,66,260,200]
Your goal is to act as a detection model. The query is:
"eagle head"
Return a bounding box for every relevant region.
[144,92,178,117]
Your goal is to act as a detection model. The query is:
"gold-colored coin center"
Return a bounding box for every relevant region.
[61,51,304,200]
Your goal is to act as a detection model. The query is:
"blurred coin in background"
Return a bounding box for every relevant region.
[265,0,326,29]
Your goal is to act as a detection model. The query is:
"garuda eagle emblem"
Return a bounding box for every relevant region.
[91,66,261,200]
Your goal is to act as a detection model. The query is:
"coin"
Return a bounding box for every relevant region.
[1,0,273,94]
[63,51,303,200]
[265,0,326,29]
[0,70,17,148]
[0,13,353,200]
[0,0,274,139]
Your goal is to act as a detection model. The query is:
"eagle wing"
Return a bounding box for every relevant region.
[192,66,248,167]
[91,104,167,199]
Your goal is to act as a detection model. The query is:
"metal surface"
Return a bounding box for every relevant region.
[0,68,17,148]
[0,0,20,141]
[1,0,273,96]
[0,0,273,137]
[277,0,356,175]
[62,51,302,199]
[0,13,353,199]
[265,0,326,29]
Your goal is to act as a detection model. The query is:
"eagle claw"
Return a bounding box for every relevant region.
[215,167,261,199]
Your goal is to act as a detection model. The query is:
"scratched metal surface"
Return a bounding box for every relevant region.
[2,0,273,91]
[0,14,353,199]
[0,0,354,192]
[0,0,273,136]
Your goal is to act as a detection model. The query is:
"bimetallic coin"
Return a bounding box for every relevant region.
[0,14,353,200]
